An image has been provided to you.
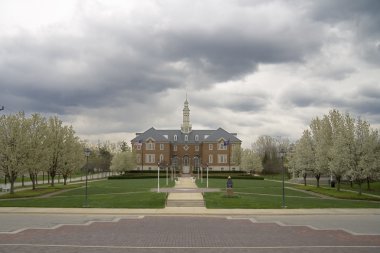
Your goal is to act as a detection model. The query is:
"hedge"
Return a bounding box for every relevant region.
[201,175,264,180]
[108,174,168,180]
[108,172,264,180]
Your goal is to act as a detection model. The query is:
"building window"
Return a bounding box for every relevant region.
[218,154,227,164]
[145,154,155,164]
[209,144,213,150]
[160,154,164,162]
[136,144,141,150]
[195,135,199,141]
[218,142,227,150]
[185,135,188,142]
[146,142,155,150]
[195,145,199,151]
[160,144,164,150]
[136,154,141,163]
[173,145,177,151]
[183,156,189,166]
[172,157,178,167]
[194,157,200,168]
[174,135,177,141]
[208,154,213,164]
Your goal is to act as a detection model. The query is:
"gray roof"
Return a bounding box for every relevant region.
[131,127,241,144]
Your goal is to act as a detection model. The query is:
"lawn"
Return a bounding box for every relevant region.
[0,183,82,199]
[197,178,380,209]
[0,179,174,208]
[293,184,380,201]
[339,181,380,196]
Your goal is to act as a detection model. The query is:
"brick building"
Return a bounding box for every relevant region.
[131,98,242,174]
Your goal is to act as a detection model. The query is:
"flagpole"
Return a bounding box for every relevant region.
[228,139,231,171]
[141,140,143,171]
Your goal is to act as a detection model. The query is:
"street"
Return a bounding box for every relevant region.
[0,214,379,253]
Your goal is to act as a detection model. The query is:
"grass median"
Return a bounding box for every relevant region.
[0,179,174,208]
[197,178,380,209]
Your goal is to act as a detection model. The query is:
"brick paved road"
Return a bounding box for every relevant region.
[0,216,379,253]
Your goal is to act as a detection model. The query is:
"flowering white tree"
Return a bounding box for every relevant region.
[25,114,48,190]
[0,112,29,193]
[241,148,263,174]
[110,145,136,174]
[310,116,332,187]
[60,127,85,185]
[328,110,354,191]
[349,119,378,194]
[295,130,315,186]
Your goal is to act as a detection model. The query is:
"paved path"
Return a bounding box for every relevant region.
[165,177,206,207]
[0,215,379,253]
[0,173,109,195]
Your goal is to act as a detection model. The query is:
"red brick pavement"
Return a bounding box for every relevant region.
[0,216,379,253]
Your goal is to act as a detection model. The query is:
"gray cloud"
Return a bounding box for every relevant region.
[0,0,379,145]
[311,0,380,65]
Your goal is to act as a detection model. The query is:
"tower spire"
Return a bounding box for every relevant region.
[181,95,192,133]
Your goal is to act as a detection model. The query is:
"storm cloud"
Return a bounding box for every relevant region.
[0,0,379,146]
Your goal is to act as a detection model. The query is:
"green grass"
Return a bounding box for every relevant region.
[2,177,380,209]
[338,181,380,196]
[292,184,380,201]
[204,192,380,208]
[0,184,82,199]
[197,178,312,197]
[0,179,174,208]
[262,173,291,180]
[198,178,380,209]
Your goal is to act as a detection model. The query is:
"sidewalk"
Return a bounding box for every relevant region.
[0,207,379,215]
[166,177,205,207]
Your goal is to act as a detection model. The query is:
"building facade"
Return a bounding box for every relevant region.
[131,98,242,174]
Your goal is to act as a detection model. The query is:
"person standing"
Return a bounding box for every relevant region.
[226,176,233,196]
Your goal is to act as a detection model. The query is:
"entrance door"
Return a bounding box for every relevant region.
[183,156,190,174]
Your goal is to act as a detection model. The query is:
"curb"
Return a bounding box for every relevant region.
[0,207,380,216]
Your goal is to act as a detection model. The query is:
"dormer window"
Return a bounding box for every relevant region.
[195,135,199,141]
[185,135,188,142]
[174,135,177,141]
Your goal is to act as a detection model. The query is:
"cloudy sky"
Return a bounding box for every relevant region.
[1,0,379,147]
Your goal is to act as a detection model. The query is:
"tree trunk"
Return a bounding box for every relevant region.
[315,174,321,187]
[358,180,362,195]
[336,176,341,191]
[30,173,36,190]
[63,175,68,185]
[303,173,307,186]
[8,175,16,194]
[50,170,56,187]
[367,177,371,190]
[35,172,38,185]
[10,181,15,194]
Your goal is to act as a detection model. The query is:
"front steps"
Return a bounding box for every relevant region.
[165,178,205,208]
[166,199,205,207]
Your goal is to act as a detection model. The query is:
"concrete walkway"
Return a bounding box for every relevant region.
[166,177,205,207]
